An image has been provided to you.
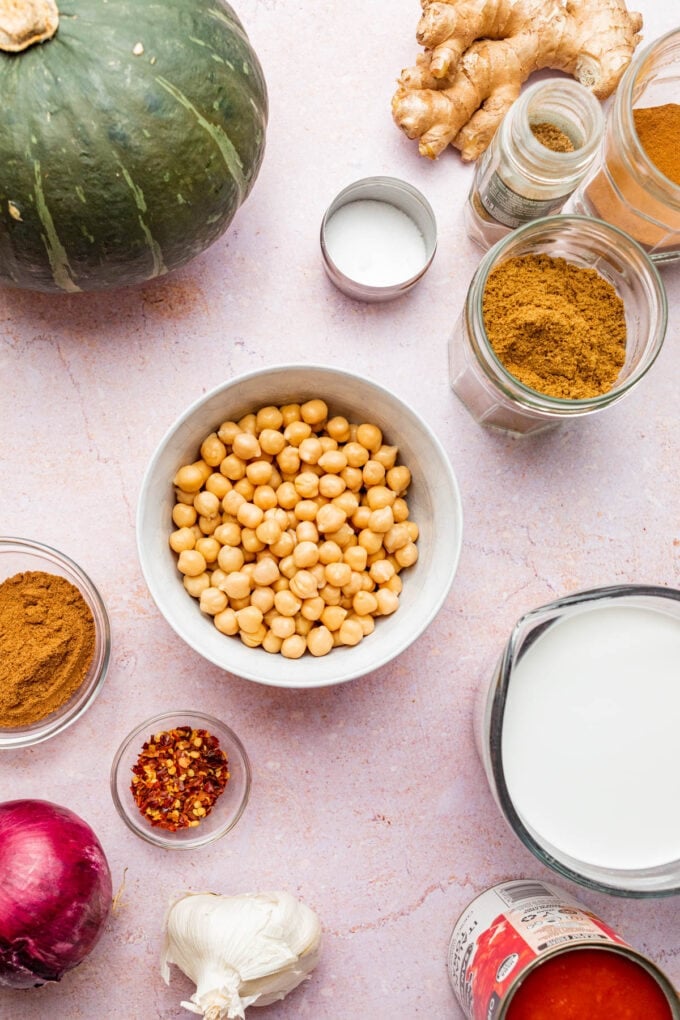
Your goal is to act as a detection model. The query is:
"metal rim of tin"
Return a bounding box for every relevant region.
[319,175,437,302]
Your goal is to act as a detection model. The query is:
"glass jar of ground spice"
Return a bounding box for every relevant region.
[449,215,667,436]
[465,79,604,251]
[0,537,110,749]
[572,28,680,263]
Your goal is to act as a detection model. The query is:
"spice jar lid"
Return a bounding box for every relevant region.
[110,710,251,849]
[320,176,437,302]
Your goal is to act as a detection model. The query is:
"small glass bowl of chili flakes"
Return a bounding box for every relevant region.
[110,711,251,849]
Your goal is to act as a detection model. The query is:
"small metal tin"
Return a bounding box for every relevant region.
[320,176,437,302]
[448,879,680,1020]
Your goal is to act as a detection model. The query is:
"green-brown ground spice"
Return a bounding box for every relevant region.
[482,253,627,399]
[531,121,576,153]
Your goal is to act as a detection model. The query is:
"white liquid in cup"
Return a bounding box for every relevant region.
[501,604,680,870]
[323,199,428,287]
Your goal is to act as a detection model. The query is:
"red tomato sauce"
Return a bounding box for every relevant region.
[506,948,674,1020]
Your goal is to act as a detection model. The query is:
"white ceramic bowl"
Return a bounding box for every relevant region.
[137,364,463,688]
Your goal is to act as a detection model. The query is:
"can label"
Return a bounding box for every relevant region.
[447,880,627,1020]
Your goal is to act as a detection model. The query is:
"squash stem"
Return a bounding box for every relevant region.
[0,0,59,52]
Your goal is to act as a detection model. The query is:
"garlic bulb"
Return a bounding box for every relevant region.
[161,890,322,1019]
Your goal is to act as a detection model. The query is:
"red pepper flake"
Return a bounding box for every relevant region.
[130,725,230,831]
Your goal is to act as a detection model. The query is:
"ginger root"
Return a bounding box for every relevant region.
[392,0,642,161]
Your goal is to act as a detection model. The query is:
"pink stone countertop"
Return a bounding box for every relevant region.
[2,1,680,1017]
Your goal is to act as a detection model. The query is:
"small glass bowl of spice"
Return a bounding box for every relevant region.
[0,536,110,749]
[449,214,667,436]
[110,711,251,849]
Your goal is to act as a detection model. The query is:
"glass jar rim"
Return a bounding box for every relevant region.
[465,214,667,415]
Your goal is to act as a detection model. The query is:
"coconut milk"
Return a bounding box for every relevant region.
[501,604,680,870]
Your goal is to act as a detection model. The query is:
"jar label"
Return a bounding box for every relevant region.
[479,173,569,227]
[447,880,627,1019]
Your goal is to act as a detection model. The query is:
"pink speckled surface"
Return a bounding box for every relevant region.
[2,1,680,1017]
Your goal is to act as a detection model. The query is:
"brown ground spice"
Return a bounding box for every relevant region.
[633,104,680,186]
[0,570,96,727]
[482,253,627,399]
[531,122,576,153]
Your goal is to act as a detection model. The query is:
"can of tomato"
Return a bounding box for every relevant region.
[447,879,680,1020]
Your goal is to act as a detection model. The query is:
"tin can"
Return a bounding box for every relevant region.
[447,879,680,1020]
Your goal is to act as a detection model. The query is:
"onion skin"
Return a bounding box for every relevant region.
[0,799,112,988]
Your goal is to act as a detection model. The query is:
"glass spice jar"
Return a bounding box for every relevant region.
[571,28,680,264]
[449,215,667,436]
[465,79,604,251]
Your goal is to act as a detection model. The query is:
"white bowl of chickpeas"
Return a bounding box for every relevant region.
[137,364,463,687]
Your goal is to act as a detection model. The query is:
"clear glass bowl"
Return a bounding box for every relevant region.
[0,537,111,749]
[449,215,668,435]
[110,710,251,849]
[475,584,680,897]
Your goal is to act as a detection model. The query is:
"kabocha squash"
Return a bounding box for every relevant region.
[0,0,268,292]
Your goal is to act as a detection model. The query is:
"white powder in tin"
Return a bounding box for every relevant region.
[324,199,428,287]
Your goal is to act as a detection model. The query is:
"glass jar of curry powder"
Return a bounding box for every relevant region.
[572,28,680,263]
[448,215,667,436]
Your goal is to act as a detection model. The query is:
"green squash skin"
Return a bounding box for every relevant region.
[0,0,268,292]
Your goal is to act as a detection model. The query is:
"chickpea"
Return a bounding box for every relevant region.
[274,589,301,617]
[270,614,296,639]
[234,478,255,501]
[384,523,410,553]
[192,490,218,518]
[387,465,411,494]
[324,561,352,588]
[384,573,403,595]
[241,528,265,554]
[318,540,342,564]
[307,625,333,657]
[343,545,368,572]
[246,460,274,486]
[205,473,231,499]
[316,503,346,534]
[238,412,257,435]
[232,432,261,460]
[172,503,197,528]
[279,554,297,580]
[236,605,263,634]
[349,612,375,636]
[280,403,301,426]
[236,502,263,529]
[370,559,395,584]
[253,484,278,511]
[362,460,386,487]
[395,541,418,568]
[169,527,196,553]
[319,474,346,499]
[298,437,323,465]
[263,630,283,654]
[256,519,283,546]
[277,446,301,475]
[368,506,394,534]
[326,415,351,442]
[294,499,319,523]
[173,463,205,493]
[406,520,419,542]
[269,531,295,559]
[220,454,246,481]
[214,607,239,635]
[338,618,363,646]
[295,520,318,545]
[222,489,245,516]
[259,428,286,455]
[301,596,325,621]
[341,466,364,491]
[353,590,378,616]
[320,605,347,631]
[184,572,211,597]
[252,557,280,586]
[341,571,363,598]
[281,634,307,659]
[300,398,328,425]
[256,405,284,432]
[200,587,228,616]
[374,444,398,469]
[289,569,319,600]
[284,420,312,447]
[200,432,227,467]
[195,536,220,564]
[356,423,382,452]
[198,514,220,536]
[222,570,251,600]
[319,583,342,606]
[366,485,395,510]
[217,545,245,573]
[392,497,410,523]
[230,595,251,612]
[177,549,207,577]
[293,540,319,569]
[217,420,241,444]
[295,615,312,636]
[352,506,371,530]
[318,449,347,474]
[326,522,355,549]
[358,529,384,556]
[295,471,320,498]
[240,624,267,648]
[343,441,369,468]
[376,588,400,615]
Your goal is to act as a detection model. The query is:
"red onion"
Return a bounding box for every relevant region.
[0,799,112,988]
